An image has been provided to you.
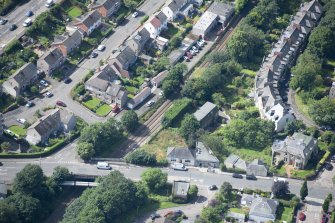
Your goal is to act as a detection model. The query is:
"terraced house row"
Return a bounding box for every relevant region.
[254,0,323,132]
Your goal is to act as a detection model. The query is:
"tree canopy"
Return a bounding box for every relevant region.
[121,110,139,133]
[309,97,335,129]
[141,168,167,192]
[179,114,200,148]
[272,181,290,199]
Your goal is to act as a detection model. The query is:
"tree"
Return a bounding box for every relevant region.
[219,182,233,201]
[121,110,139,132]
[30,86,39,95]
[309,97,335,129]
[125,149,157,166]
[300,180,308,201]
[235,0,249,13]
[7,193,41,223]
[272,181,290,199]
[162,79,180,99]
[322,194,332,212]
[0,200,19,223]
[187,185,198,201]
[181,78,211,103]
[124,0,137,10]
[12,164,45,198]
[16,95,25,105]
[285,120,306,136]
[1,142,10,153]
[179,114,200,148]
[307,25,335,58]
[76,142,95,161]
[50,166,71,185]
[141,168,167,192]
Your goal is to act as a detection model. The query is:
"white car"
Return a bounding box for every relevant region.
[159,90,163,96]
[132,11,138,18]
[45,91,53,98]
[190,49,196,56]
[97,44,105,51]
[17,118,27,124]
[192,46,199,53]
[147,100,155,107]
[40,79,48,87]
[23,18,32,27]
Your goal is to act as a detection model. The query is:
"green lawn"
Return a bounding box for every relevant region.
[96,104,112,117]
[67,6,82,19]
[125,86,138,94]
[241,69,257,77]
[160,24,179,39]
[294,93,313,121]
[277,206,293,223]
[8,125,26,137]
[83,98,101,110]
[229,207,248,214]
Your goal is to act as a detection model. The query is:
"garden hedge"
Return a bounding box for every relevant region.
[161,98,192,127]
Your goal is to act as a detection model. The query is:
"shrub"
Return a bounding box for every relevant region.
[140,15,149,24]
[161,98,192,127]
[125,150,157,166]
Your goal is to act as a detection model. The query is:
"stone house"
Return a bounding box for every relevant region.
[51,27,83,57]
[109,45,137,79]
[161,0,189,21]
[88,0,121,18]
[144,12,168,39]
[60,109,77,133]
[72,10,102,36]
[126,27,151,56]
[193,101,219,129]
[127,87,151,109]
[246,159,268,177]
[37,48,66,75]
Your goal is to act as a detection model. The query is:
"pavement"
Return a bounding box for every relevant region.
[0,0,60,51]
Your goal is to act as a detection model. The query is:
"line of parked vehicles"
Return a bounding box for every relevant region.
[183,39,206,62]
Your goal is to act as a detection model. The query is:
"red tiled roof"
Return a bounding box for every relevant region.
[150,17,161,28]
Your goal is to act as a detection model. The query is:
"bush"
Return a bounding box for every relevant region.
[125,150,157,166]
[187,185,198,201]
[161,98,192,127]
[140,15,149,24]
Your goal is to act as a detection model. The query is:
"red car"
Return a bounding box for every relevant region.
[56,100,66,107]
[298,212,306,221]
[321,214,327,223]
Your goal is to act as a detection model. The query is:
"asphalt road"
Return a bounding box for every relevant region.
[0,0,60,50]
[3,0,167,125]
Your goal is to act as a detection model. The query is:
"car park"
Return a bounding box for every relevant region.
[97,45,105,51]
[209,185,218,190]
[56,100,66,107]
[190,49,196,55]
[246,175,257,180]
[132,11,138,18]
[40,79,48,87]
[325,163,333,171]
[186,52,193,59]
[232,173,243,179]
[192,46,199,53]
[90,51,98,58]
[0,18,8,25]
[9,24,17,31]
[16,118,27,124]
[146,100,155,107]
[183,56,190,61]
[45,91,53,98]
[26,101,35,107]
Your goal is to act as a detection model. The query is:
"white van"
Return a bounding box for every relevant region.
[171,163,188,171]
[97,162,112,170]
[274,177,286,182]
[45,0,54,8]
[23,18,32,27]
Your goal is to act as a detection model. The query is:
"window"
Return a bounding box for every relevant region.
[284,158,288,162]
[171,159,176,162]
[185,160,191,163]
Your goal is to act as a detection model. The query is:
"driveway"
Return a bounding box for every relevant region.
[302,198,323,223]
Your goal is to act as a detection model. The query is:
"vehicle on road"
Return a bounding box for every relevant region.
[209,185,218,190]
[39,79,48,87]
[45,91,53,98]
[97,162,112,170]
[325,163,333,171]
[23,18,32,27]
[232,173,243,179]
[26,101,35,107]
[63,77,72,84]
[26,11,34,17]
[45,0,54,8]
[150,213,160,220]
[0,162,2,166]
[274,177,286,182]
[132,11,138,18]
[16,118,27,124]
[171,163,188,171]
[0,18,8,25]
[246,175,257,180]
[90,51,98,58]
[9,24,17,31]
[146,100,155,107]
[97,45,105,51]
[56,100,66,107]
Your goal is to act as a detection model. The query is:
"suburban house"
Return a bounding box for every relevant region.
[161,0,188,21]
[127,87,151,109]
[51,27,83,57]
[207,1,234,26]
[172,181,190,201]
[151,70,168,88]
[224,154,247,171]
[194,101,219,129]
[2,62,38,98]
[195,142,220,168]
[85,64,128,108]
[88,0,121,18]
[0,183,7,199]
[37,48,66,75]
[144,12,168,38]
[241,194,279,223]
[272,132,318,169]
[329,82,335,99]
[26,109,62,145]
[0,113,3,137]
[72,10,102,36]
[246,159,268,177]
[192,11,218,38]
[254,0,323,132]
[167,147,196,166]
[108,45,137,79]
[60,109,77,133]
[127,27,151,56]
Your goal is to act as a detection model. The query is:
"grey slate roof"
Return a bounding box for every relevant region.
[39,48,64,66]
[113,45,136,69]
[167,147,195,160]
[74,10,101,30]
[60,109,75,125]
[156,11,168,24]
[224,154,240,166]
[173,181,190,197]
[194,101,218,122]
[151,70,168,84]
[106,83,122,96]
[10,62,37,85]
[247,159,268,176]
[128,87,151,105]
[90,0,120,11]
[195,142,219,163]
[28,109,61,135]
[207,1,234,23]
[53,28,82,49]
[249,197,278,220]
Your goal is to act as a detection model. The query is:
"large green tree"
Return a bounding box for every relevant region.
[272,181,290,199]
[300,180,308,201]
[309,97,335,128]
[7,193,41,223]
[121,110,139,132]
[76,142,95,161]
[179,114,200,148]
[0,200,19,223]
[141,168,167,192]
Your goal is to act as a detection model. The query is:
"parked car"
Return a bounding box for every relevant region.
[97,44,105,51]
[197,41,204,47]
[186,52,193,59]
[26,10,34,17]
[23,18,32,27]
[164,211,174,217]
[150,213,160,220]
[246,175,257,180]
[209,185,218,190]
[63,77,72,84]
[90,51,98,58]
[159,90,163,96]
[192,46,199,53]
[232,173,243,179]
[45,91,53,98]
[0,18,8,25]
[0,162,3,166]
[325,163,333,171]
[321,214,327,223]
[132,11,138,18]
[146,100,155,107]
[199,39,206,45]
[9,24,17,31]
[26,101,35,107]
[331,155,335,163]
[45,0,54,8]
[16,118,27,124]
[40,79,48,87]
[190,49,196,55]
[56,100,66,107]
